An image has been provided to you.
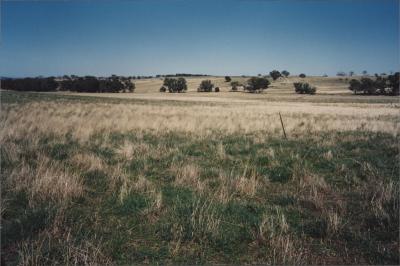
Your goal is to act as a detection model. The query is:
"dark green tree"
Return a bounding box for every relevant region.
[269,70,281,81]
[281,70,290,77]
[198,80,214,92]
[245,77,270,93]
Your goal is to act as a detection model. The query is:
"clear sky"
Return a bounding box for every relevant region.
[1,0,398,77]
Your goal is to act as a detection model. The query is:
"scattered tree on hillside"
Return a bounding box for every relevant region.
[198,80,214,92]
[299,73,306,78]
[281,70,290,77]
[163,77,187,93]
[269,70,281,81]
[225,76,231,82]
[244,77,270,93]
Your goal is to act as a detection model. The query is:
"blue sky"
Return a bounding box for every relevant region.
[1,0,398,77]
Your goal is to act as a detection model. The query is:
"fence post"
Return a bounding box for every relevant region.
[279,112,287,139]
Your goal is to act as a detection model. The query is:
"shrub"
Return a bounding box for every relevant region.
[269,70,281,81]
[299,74,306,78]
[293,82,316,94]
[215,87,220,92]
[198,80,214,92]
[159,86,167,92]
[225,76,231,82]
[245,77,270,93]
[281,70,290,77]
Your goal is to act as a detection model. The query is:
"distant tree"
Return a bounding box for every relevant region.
[225,76,231,82]
[387,72,400,95]
[215,87,220,92]
[360,78,377,95]
[293,82,316,94]
[281,70,290,77]
[337,71,346,77]
[198,80,214,92]
[230,81,241,91]
[269,70,281,81]
[60,76,132,93]
[348,78,377,95]
[163,77,187,93]
[348,79,362,95]
[323,74,328,77]
[374,76,387,94]
[349,71,354,77]
[299,73,306,78]
[122,81,135,92]
[245,77,270,93]
[362,70,368,76]
[348,72,398,96]
[176,77,187,92]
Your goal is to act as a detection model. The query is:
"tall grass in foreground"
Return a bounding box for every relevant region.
[1,91,399,264]
[2,129,398,264]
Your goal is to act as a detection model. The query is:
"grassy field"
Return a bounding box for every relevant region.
[1,77,399,264]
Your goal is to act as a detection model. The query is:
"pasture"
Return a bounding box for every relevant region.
[1,76,399,264]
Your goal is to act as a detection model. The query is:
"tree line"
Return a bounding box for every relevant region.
[2,76,135,93]
[348,72,399,95]
[2,77,58,92]
[156,73,209,78]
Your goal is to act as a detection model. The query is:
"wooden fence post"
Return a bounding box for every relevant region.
[279,112,287,139]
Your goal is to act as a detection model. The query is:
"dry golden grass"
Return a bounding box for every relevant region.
[1,96,398,145]
[9,155,83,206]
[1,83,398,265]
